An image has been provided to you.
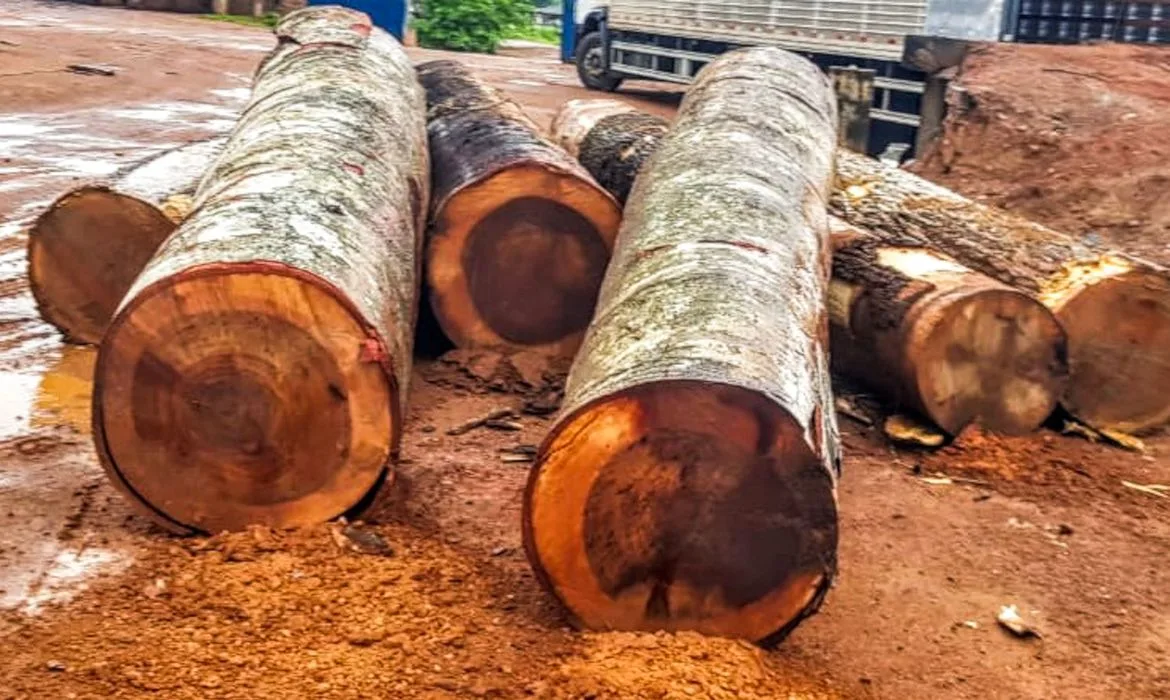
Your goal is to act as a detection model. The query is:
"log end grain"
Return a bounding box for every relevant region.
[428,164,621,356]
[28,187,179,345]
[1044,256,1170,433]
[93,266,396,534]
[902,273,1067,436]
[523,381,837,645]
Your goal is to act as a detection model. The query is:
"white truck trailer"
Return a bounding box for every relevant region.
[559,0,1170,154]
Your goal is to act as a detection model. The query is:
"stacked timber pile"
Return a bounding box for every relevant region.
[91,6,428,533]
[525,48,841,645]
[28,138,225,345]
[549,99,1070,437]
[416,61,622,357]
[832,152,1170,434]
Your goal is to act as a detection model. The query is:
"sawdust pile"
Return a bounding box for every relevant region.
[0,524,841,700]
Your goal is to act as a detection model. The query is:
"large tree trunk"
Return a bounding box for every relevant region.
[832,150,1170,433]
[523,48,840,646]
[417,60,622,357]
[92,7,428,534]
[550,99,1070,436]
[548,99,669,205]
[829,218,1068,435]
[28,138,226,345]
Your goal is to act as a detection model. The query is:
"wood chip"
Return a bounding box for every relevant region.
[67,63,117,77]
[446,408,517,436]
[997,605,1042,639]
[1121,481,1169,499]
[834,395,873,426]
[500,454,534,464]
[483,419,522,431]
[499,444,538,456]
[883,414,946,448]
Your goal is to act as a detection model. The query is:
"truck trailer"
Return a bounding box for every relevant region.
[561,0,1170,154]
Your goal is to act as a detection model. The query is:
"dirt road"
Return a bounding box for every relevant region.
[1,3,1168,698]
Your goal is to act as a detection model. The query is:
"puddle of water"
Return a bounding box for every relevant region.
[0,180,40,194]
[108,101,239,123]
[32,344,95,434]
[0,373,42,441]
[210,87,252,102]
[0,138,33,159]
[21,546,129,614]
[0,218,28,239]
[0,345,94,440]
[28,155,120,178]
[0,122,56,138]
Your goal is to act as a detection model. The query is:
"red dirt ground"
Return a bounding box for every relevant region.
[914,42,1170,265]
[1,3,1169,699]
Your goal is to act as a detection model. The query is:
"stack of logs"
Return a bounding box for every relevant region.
[549,98,1170,438]
[25,6,1170,645]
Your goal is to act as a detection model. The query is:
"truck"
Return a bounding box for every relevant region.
[560,0,1170,154]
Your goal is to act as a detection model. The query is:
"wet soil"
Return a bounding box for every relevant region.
[1,3,1169,698]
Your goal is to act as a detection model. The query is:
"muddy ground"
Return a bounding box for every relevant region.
[1,3,1169,698]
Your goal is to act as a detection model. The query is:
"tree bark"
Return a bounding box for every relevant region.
[832,150,1170,433]
[829,217,1068,435]
[523,48,840,646]
[92,6,429,534]
[548,99,1070,435]
[28,137,226,345]
[548,98,670,205]
[417,60,622,357]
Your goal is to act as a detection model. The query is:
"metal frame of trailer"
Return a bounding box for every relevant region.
[563,0,1170,154]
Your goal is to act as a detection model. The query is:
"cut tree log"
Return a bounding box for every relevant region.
[833,150,1170,433]
[28,137,225,345]
[548,99,669,205]
[523,48,841,645]
[549,99,1069,435]
[417,60,622,357]
[829,217,1068,435]
[92,6,428,534]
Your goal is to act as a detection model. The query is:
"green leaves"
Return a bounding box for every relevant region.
[416,0,535,54]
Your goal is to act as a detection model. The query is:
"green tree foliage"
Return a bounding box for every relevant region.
[416,0,535,54]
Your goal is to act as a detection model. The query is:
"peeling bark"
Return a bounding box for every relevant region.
[523,48,840,646]
[417,61,622,357]
[28,137,226,345]
[832,151,1170,433]
[92,7,429,534]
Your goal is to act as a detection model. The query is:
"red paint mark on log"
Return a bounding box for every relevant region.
[343,162,365,177]
[350,23,372,36]
[359,338,387,363]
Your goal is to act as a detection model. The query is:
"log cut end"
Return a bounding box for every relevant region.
[1043,257,1170,433]
[895,269,1066,436]
[28,187,182,345]
[524,382,838,645]
[909,284,1066,435]
[428,164,621,355]
[94,267,396,534]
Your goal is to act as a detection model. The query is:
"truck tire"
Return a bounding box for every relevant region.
[576,32,623,92]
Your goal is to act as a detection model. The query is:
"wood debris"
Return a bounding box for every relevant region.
[446,408,518,436]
